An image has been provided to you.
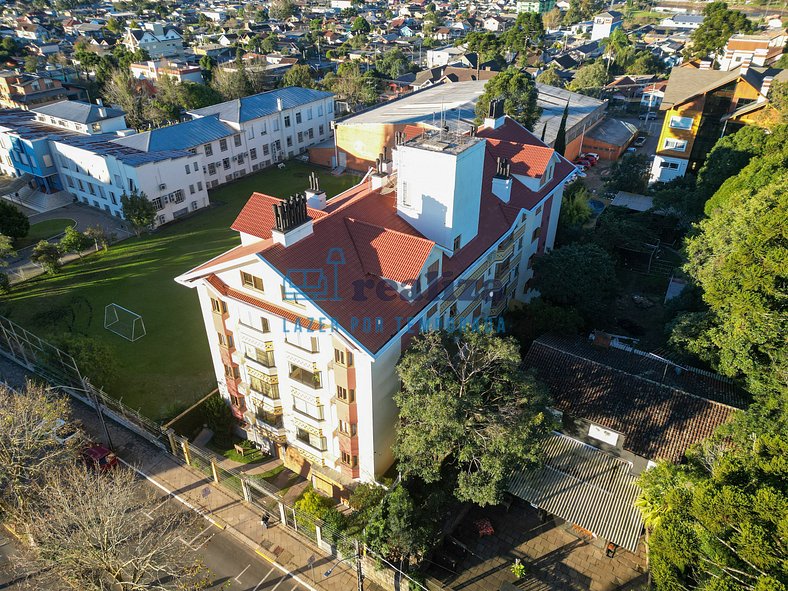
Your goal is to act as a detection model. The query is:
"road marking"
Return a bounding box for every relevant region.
[144,497,171,520]
[270,573,290,591]
[234,564,251,582]
[192,532,215,551]
[187,524,214,547]
[252,568,274,591]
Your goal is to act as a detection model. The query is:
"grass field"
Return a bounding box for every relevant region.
[0,162,359,421]
[16,218,76,249]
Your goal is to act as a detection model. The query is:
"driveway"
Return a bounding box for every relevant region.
[427,501,647,591]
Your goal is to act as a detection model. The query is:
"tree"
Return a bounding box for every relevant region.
[0,382,75,513]
[260,34,278,54]
[686,1,753,62]
[18,464,208,590]
[106,16,122,34]
[768,79,788,123]
[322,62,377,108]
[203,393,235,445]
[553,102,568,155]
[103,68,150,130]
[31,240,61,274]
[680,171,788,397]
[558,181,591,229]
[179,81,223,109]
[281,64,314,88]
[24,53,39,73]
[0,201,30,239]
[503,12,544,54]
[84,225,110,251]
[637,401,788,591]
[394,329,552,506]
[605,152,650,193]
[567,60,608,97]
[269,0,294,20]
[543,7,562,30]
[601,27,631,74]
[120,190,156,236]
[536,66,563,88]
[0,234,15,293]
[199,54,215,81]
[364,485,436,561]
[351,16,371,34]
[533,243,618,323]
[59,225,91,259]
[475,67,542,131]
[375,48,414,79]
[211,66,251,101]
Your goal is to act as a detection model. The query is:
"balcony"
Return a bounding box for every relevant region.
[289,365,322,389]
[255,410,283,429]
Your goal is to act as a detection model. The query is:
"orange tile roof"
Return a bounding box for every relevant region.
[486,138,555,178]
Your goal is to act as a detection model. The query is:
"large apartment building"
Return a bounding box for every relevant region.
[718,29,787,72]
[650,64,788,183]
[176,103,576,496]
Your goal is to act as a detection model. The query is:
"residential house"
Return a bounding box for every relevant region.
[650,64,788,183]
[0,72,81,110]
[129,59,204,84]
[591,11,623,41]
[516,0,557,14]
[659,14,704,30]
[124,23,183,58]
[176,102,575,494]
[717,29,787,71]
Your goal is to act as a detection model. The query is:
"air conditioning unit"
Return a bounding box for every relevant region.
[232,156,238,161]
[159,183,166,190]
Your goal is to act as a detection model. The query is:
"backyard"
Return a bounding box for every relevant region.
[0,162,359,421]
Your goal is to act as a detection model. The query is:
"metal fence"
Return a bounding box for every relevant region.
[0,313,437,591]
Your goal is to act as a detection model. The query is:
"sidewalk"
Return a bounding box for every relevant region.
[67,397,367,591]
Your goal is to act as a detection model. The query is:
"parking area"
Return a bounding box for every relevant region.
[427,501,647,591]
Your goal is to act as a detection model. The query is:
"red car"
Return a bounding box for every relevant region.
[82,444,118,471]
[574,158,592,168]
[581,153,599,164]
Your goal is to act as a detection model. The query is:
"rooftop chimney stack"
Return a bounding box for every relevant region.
[483,97,506,130]
[740,59,751,76]
[491,156,512,203]
[276,97,283,111]
[271,193,314,246]
[305,172,326,210]
[761,75,774,99]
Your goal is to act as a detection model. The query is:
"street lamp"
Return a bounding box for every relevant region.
[323,555,354,578]
[48,380,114,452]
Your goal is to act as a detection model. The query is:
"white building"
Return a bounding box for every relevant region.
[426,45,467,68]
[718,29,787,71]
[591,11,623,41]
[176,102,576,496]
[129,59,204,84]
[124,23,183,58]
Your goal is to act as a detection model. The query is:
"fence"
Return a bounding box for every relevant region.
[0,313,440,591]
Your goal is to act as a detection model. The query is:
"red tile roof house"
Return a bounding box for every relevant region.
[176,101,578,496]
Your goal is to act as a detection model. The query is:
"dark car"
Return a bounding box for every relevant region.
[633,136,647,147]
[82,444,118,471]
[639,112,656,120]
[432,538,468,573]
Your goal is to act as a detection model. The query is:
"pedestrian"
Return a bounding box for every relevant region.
[261,513,270,530]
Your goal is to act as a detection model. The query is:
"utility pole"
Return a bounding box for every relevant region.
[82,377,114,451]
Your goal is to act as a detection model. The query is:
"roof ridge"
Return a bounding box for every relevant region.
[531,337,741,411]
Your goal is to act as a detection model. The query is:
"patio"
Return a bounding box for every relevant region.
[426,501,648,591]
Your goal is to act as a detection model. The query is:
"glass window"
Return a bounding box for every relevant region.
[246,345,274,367]
[234,134,242,147]
[219,138,228,151]
[241,271,264,291]
[293,397,323,419]
[296,112,302,124]
[296,428,326,451]
[663,138,688,152]
[289,365,321,388]
[249,375,279,399]
[284,115,291,128]
[668,116,693,130]
[204,143,213,156]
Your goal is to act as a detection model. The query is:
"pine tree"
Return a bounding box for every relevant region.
[554,102,568,156]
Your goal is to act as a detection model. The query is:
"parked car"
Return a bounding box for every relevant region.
[432,538,468,572]
[82,444,118,471]
[625,147,637,154]
[639,112,656,120]
[583,152,600,161]
[580,153,599,164]
[574,158,592,168]
[633,136,647,147]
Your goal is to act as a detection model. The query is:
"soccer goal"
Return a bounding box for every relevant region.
[104,303,146,342]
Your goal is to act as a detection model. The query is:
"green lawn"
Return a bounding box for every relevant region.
[16,218,76,249]
[0,162,359,421]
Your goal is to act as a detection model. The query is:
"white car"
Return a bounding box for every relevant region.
[53,419,79,445]
[573,166,587,178]
[583,152,600,160]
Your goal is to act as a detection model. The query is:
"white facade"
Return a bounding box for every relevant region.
[591,13,623,41]
[50,140,208,223]
[649,154,688,184]
[124,24,183,58]
[129,60,204,84]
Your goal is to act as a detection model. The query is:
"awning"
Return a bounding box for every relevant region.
[508,432,644,552]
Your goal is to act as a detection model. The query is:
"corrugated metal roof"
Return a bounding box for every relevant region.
[187,87,333,123]
[32,100,125,123]
[508,432,644,552]
[112,115,234,152]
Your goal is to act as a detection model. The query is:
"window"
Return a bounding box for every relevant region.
[257,410,283,427]
[224,364,240,379]
[338,420,357,436]
[340,451,358,467]
[318,105,324,116]
[307,108,313,120]
[250,148,257,160]
[669,116,693,130]
[151,197,163,210]
[77,179,84,191]
[296,428,326,451]
[218,332,234,347]
[193,162,198,172]
[249,375,279,399]
[208,162,216,175]
[223,158,230,170]
[659,161,680,169]
[293,397,323,419]
[197,181,203,191]
[308,128,314,139]
[233,134,242,147]
[204,143,213,156]
[532,227,541,242]
[273,119,280,131]
[210,298,227,314]
[289,365,321,388]
[453,235,462,251]
[328,102,334,113]
[319,124,324,136]
[297,131,303,143]
[241,271,264,291]
[286,332,319,353]
[246,345,275,367]
[401,181,410,207]
[189,184,195,194]
[336,385,355,402]
[284,115,291,128]
[261,121,267,135]
[185,164,191,175]
[260,317,270,332]
[219,138,228,152]
[66,176,74,187]
[263,144,270,156]
[663,138,688,152]
[286,136,293,148]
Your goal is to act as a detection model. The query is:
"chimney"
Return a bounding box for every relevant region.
[761,75,774,98]
[276,97,283,111]
[271,193,313,247]
[370,149,393,189]
[482,97,506,130]
[98,107,107,118]
[96,98,103,106]
[304,171,326,210]
[740,59,751,76]
[491,156,512,203]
